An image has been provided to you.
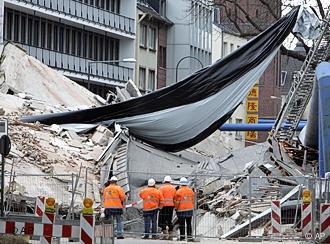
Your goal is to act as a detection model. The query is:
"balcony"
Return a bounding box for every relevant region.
[21,44,133,86]
[7,0,135,36]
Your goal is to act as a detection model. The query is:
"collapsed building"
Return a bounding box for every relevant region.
[0,4,329,240]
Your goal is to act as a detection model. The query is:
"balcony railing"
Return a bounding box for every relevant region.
[20,44,133,84]
[12,0,135,35]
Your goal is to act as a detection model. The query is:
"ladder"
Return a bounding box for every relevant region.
[272,8,330,141]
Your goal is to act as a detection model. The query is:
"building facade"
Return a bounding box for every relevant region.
[216,0,282,142]
[1,0,136,98]
[212,23,248,150]
[135,0,172,92]
[166,0,212,85]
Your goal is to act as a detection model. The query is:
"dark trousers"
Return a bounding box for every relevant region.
[158,206,174,231]
[143,209,158,237]
[178,216,192,239]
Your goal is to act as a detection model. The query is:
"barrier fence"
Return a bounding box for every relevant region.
[3,170,330,242]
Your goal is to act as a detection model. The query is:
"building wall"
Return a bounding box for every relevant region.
[157,25,167,88]
[212,24,248,150]
[216,0,281,143]
[1,0,136,98]
[166,0,212,85]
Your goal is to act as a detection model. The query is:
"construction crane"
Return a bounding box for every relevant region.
[272,8,330,141]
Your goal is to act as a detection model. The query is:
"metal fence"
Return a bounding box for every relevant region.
[100,170,330,242]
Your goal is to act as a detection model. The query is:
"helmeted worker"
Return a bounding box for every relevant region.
[139,178,164,239]
[174,177,195,242]
[103,176,126,239]
[158,175,176,239]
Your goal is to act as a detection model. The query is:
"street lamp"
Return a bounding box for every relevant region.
[87,58,136,89]
[175,56,203,83]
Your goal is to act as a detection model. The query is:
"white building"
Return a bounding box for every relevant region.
[0,0,136,98]
[166,0,212,85]
[212,23,248,150]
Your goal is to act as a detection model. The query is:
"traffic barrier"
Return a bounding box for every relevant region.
[320,203,330,243]
[40,197,56,244]
[35,196,45,217]
[80,198,95,244]
[271,200,281,234]
[302,203,312,238]
[0,220,80,238]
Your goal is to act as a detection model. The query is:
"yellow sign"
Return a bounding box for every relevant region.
[245,131,258,140]
[246,114,258,124]
[302,189,312,204]
[247,100,258,113]
[82,198,94,215]
[247,85,259,98]
[45,197,56,213]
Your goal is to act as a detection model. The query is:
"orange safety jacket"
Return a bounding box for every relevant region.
[159,183,176,207]
[103,183,126,209]
[174,186,194,212]
[139,187,164,211]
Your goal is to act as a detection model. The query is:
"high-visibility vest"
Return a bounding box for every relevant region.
[159,183,176,207]
[174,186,194,212]
[139,187,164,211]
[103,184,126,208]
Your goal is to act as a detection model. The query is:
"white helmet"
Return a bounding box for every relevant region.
[148,178,156,187]
[180,177,188,186]
[163,175,172,183]
[110,176,118,182]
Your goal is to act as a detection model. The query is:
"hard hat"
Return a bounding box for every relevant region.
[148,178,156,187]
[180,177,189,186]
[164,175,172,183]
[110,176,118,182]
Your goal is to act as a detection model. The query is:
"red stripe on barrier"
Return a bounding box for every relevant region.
[83,215,94,226]
[321,216,330,232]
[322,204,330,213]
[62,225,72,238]
[36,207,43,216]
[272,211,281,224]
[303,203,310,211]
[272,226,280,233]
[45,212,55,222]
[24,222,34,235]
[322,236,330,243]
[5,221,15,234]
[43,236,52,244]
[43,223,53,237]
[302,213,312,229]
[81,229,93,244]
[273,201,280,208]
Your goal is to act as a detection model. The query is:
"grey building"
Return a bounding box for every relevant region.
[166,0,212,85]
[0,0,136,98]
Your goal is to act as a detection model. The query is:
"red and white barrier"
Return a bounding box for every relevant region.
[320,203,330,243]
[35,196,45,217]
[40,212,55,244]
[0,220,79,238]
[271,200,281,234]
[302,203,312,238]
[80,214,95,244]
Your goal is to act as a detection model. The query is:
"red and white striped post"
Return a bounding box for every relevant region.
[40,212,55,244]
[320,203,330,243]
[271,200,281,235]
[301,203,312,238]
[35,196,45,217]
[80,198,95,244]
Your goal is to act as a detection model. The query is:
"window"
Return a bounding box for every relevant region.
[65,28,71,54]
[214,7,220,24]
[21,16,26,43]
[148,69,155,91]
[28,18,33,45]
[149,27,156,50]
[59,26,64,52]
[159,46,166,68]
[54,25,58,51]
[140,24,147,48]
[72,30,76,55]
[6,11,13,40]
[160,0,166,17]
[139,67,146,90]
[223,42,228,56]
[41,21,46,48]
[230,43,234,53]
[47,23,52,49]
[235,119,243,140]
[281,71,288,86]
[77,31,82,56]
[14,14,19,42]
[33,20,39,46]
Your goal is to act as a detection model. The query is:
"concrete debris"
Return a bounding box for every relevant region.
[91,125,114,146]
[125,79,142,98]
